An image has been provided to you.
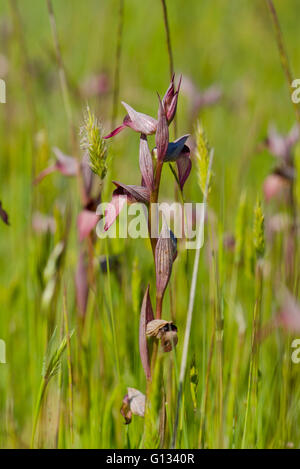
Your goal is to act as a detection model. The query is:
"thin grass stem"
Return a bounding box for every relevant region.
[172,149,214,448]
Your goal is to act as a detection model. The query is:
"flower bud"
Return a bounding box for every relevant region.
[156,94,169,161]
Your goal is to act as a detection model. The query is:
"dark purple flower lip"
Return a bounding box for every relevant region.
[177,153,192,191]
[163,134,190,162]
[152,134,191,191]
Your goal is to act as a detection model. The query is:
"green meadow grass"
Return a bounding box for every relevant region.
[0,0,300,449]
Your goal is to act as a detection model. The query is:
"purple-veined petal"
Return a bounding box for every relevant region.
[176,153,192,191]
[156,95,169,161]
[104,190,128,231]
[139,134,154,190]
[122,102,157,135]
[104,103,157,139]
[112,181,150,204]
[75,249,89,318]
[155,218,175,300]
[77,210,100,241]
[164,134,190,162]
[0,201,9,225]
[139,285,154,380]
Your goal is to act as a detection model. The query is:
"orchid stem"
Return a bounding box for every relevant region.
[160,0,177,138]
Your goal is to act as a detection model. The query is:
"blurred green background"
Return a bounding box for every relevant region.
[0,0,300,449]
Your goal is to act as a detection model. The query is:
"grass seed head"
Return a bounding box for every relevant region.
[80,106,108,182]
[253,200,265,259]
[195,121,210,197]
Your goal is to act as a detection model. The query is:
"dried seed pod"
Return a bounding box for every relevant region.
[161,330,178,352]
[120,394,132,425]
[146,319,177,339]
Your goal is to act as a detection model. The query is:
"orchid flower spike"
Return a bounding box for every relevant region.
[104,75,182,139]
